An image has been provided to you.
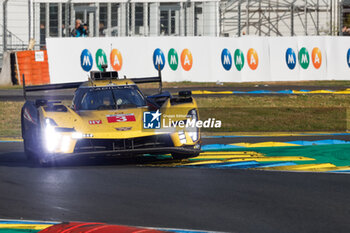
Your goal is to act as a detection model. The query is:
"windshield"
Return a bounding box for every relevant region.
[77,86,146,110]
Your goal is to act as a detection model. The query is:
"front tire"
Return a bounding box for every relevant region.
[23,138,35,161]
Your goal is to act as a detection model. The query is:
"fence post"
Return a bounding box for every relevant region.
[28,0,31,42]
[3,0,8,51]
[238,0,241,37]
[65,1,70,37]
[291,3,294,36]
[339,0,343,36]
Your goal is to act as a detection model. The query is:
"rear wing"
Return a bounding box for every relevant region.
[22,65,163,100]
[130,65,162,93]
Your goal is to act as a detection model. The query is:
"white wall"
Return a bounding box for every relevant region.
[46,36,350,84]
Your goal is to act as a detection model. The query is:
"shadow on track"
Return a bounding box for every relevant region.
[0,142,177,168]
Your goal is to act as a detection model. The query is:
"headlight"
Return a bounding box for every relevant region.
[72,132,83,139]
[178,130,187,144]
[45,118,57,126]
[60,135,71,152]
[44,118,59,152]
[187,109,199,142]
[188,130,198,142]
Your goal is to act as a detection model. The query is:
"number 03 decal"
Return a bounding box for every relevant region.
[116,116,127,122]
[107,114,136,123]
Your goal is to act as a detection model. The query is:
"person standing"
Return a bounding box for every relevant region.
[71,19,85,37]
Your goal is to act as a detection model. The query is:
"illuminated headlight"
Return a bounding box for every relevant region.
[72,132,83,139]
[178,130,187,144]
[72,132,93,139]
[44,118,59,152]
[186,109,199,142]
[188,131,198,142]
[60,135,71,152]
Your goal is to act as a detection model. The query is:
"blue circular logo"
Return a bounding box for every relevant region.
[285,48,297,70]
[221,49,232,71]
[153,48,165,70]
[80,49,93,72]
[347,49,350,68]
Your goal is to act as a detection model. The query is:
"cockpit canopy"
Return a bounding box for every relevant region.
[74,85,147,111]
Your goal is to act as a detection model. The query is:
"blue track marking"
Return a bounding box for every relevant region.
[257,162,297,168]
[184,161,260,169]
[276,90,294,94]
[201,144,245,151]
[202,140,350,151]
[246,90,273,94]
[0,220,58,225]
[185,161,299,169]
[193,88,350,95]
[0,141,22,143]
[288,140,350,146]
[202,133,350,138]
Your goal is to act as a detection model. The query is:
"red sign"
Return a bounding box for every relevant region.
[89,120,102,125]
[107,113,136,123]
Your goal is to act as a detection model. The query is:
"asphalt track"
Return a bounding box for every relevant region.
[0,137,350,233]
[1,87,350,232]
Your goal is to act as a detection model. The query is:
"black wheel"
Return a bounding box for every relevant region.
[23,138,35,161]
[26,129,55,167]
[34,135,55,167]
[36,155,55,167]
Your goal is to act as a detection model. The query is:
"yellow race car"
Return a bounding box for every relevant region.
[21,69,200,166]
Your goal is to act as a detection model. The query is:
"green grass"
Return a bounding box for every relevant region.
[1,95,350,137]
[0,101,23,137]
[197,95,350,133]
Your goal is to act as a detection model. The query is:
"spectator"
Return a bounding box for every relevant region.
[83,23,89,37]
[99,23,105,37]
[40,24,46,49]
[71,19,85,37]
[62,24,66,37]
[342,26,350,36]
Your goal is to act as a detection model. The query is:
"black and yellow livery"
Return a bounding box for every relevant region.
[21,69,200,165]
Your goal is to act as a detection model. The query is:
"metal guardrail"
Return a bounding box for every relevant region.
[0,24,26,68]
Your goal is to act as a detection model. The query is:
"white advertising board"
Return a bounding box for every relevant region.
[46,36,350,84]
[296,36,327,81]
[269,37,300,81]
[326,37,350,80]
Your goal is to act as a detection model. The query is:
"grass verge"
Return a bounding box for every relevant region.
[0,95,350,137]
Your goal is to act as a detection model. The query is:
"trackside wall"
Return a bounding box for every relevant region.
[46,37,350,83]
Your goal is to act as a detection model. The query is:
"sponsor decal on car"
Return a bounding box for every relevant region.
[143,110,161,129]
[115,127,132,131]
[107,113,136,123]
[89,120,102,125]
[23,108,36,124]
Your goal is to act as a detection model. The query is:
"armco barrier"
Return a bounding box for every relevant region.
[46,36,350,83]
[16,50,50,85]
